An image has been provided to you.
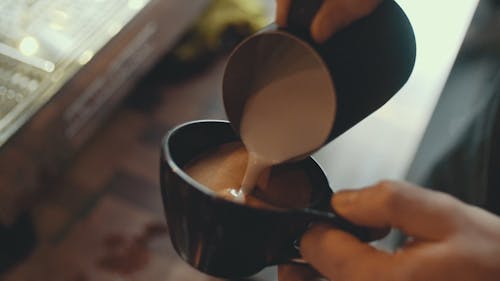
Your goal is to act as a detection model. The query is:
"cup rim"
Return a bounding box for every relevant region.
[161,119,332,214]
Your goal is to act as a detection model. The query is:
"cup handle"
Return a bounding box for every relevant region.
[287,0,324,36]
[296,208,386,242]
[271,208,384,266]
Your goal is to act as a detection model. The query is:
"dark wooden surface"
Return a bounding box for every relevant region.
[4,58,230,281]
[0,0,210,225]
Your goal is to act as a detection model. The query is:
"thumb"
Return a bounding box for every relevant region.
[278,264,327,281]
[301,224,395,281]
[332,180,463,240]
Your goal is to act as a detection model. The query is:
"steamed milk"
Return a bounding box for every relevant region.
[187,65,334,204]
[237,67,335,198]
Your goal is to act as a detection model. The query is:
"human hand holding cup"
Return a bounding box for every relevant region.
[160,0,416,279]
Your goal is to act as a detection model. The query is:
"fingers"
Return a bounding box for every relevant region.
[301,224,396,281]
[332,180,464,240]
[276,0,292,27]
[277,0,382,42]
[278,263,327,281]
[311,0,348,43]
[311,0,382,43]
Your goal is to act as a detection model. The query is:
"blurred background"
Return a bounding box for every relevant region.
[0,0,492,280]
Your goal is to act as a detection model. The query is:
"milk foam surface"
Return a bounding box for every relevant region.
[183,142,312,208]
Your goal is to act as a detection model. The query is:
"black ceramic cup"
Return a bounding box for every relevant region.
[160,120,374,278]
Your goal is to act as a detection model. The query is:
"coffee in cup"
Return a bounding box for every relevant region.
[184,141,315,209]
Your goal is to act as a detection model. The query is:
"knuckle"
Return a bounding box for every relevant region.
[375,180,398,191]
[373,180,405,212]
[375,180,400,198]
[432,191,462,214]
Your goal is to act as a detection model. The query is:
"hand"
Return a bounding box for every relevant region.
[276,0,383,43]
[298,180,500,281]
[278,263,326,281]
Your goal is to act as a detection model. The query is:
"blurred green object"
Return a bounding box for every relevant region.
[169,0,270,65]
